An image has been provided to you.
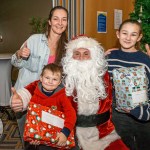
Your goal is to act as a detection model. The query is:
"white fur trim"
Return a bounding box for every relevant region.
[66,37,104,55]
[76,127,120,150]
[17,88,32,111]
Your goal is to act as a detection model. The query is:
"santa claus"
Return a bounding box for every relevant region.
[10,35,129,150]
[61,35,129,150]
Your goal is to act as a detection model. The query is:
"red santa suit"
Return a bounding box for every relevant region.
[61,35,129,150]
[69,72,129,150]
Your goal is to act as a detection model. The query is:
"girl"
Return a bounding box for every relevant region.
[107,19,150,150]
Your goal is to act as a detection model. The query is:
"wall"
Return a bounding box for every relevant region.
[85,0,135,50]
[0,0,135,80]
[0,0,135,52]
[0,0,52,53]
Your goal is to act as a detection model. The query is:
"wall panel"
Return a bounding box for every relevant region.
[85,0,135,50]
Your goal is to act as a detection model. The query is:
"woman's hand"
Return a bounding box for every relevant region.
[16,42,30,59]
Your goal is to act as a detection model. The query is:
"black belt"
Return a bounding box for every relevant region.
[76,110,110,127]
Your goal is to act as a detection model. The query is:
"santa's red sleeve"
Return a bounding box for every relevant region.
[15,80,39,111]
[25,80,39,96]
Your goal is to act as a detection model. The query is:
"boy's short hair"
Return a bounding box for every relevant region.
[41,63,62,77]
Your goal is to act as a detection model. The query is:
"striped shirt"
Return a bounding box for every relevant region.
[107,49,150,121]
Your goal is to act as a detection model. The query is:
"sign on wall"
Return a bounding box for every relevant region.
[114,9,122,29]
[97,11,107,33]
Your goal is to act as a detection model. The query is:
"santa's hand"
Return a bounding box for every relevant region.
[105,48,119,56]
[11,87,23,112]
[56,132,67,147]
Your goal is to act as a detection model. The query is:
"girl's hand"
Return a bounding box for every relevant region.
[121,108,131,113]
[145,44,150,57]
[55,132,67,147]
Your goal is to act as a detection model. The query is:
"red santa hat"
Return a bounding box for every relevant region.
[65,35,105,58]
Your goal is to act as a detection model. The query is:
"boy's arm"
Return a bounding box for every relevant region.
[60,91,77,135]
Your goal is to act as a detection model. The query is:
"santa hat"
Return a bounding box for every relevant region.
[65,35,105,58]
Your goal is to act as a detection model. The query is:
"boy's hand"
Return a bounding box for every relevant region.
[30,140,40,145]
[11,87,23,112]
[55,132,67,147]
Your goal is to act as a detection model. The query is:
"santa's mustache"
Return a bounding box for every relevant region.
[62,59,107,102]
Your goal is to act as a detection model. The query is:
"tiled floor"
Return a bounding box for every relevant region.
[0,107,23,150]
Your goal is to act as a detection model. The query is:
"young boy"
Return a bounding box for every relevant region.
[11,63,77,150]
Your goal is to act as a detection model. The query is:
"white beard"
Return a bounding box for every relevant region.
[62,58,107,115]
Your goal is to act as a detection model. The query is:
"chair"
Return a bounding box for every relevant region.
[0,53,15,120]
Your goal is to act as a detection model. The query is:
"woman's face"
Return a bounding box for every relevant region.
[49,9,68,35]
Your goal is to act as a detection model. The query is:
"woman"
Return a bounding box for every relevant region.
[11,6,68,148]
